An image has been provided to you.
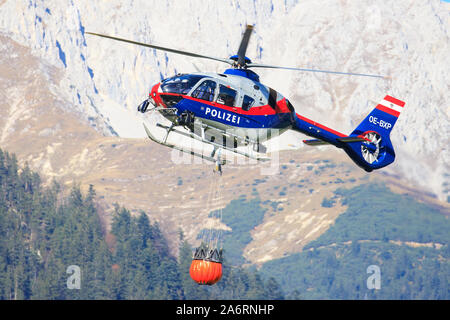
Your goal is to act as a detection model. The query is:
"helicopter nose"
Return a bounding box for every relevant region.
[149,82,164,107]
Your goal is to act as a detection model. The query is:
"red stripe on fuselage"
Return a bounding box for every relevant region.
[296,113,346,137]
[384,95,405,107]
[275,98,291,113]
[150,83,164,107]
[376,104,400,117]
[168,94,279,116]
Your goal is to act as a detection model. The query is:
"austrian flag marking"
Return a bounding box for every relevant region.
[376,95,405,117]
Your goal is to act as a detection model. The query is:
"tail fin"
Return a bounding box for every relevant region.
[343,95,406,171]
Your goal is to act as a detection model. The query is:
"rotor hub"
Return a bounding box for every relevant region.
[223,68,260,82]
[228,54,252,68]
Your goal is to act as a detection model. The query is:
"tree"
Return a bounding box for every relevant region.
[264,277,284,300]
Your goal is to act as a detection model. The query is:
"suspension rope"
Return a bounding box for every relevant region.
[214,174,224,250]
[202,162,224,252]
[208,172,221,249]
[203,170,216,247]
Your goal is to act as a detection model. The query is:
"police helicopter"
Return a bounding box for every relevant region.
[86,25,405,173]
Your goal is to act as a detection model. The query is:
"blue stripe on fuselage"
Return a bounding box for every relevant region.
[174,98,291,129]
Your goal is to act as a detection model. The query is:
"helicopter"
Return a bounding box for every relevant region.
[86,25,405,172]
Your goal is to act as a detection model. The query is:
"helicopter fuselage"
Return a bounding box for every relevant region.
[148,71,295,143]
[87,28,403,172]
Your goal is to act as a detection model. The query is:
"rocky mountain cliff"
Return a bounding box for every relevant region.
[0,0,448,261]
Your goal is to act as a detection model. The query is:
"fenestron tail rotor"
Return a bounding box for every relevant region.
[361,132,382,164]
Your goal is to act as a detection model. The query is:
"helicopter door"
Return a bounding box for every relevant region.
[216,84,237,107]
[241,95,255,111]
[191,79,217,102]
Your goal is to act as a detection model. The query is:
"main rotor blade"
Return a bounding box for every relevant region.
[247,63,386,79]
[86,32,234,66]
[237,25,254,66]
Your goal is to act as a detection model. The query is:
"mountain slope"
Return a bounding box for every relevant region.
[259,183,450,299]
[0,1,449,264]
[0,0,448,200]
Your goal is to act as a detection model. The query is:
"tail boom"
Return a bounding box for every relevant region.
[295,95,405,172]
[295,113,349,147]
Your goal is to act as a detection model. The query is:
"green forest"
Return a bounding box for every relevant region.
[260,184,449,299]
[0,147,448,300]
[0,148,282,300]
[198,195,267,266]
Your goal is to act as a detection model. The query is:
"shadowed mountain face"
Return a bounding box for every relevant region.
[1,34,447,265]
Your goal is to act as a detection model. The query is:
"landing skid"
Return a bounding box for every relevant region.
[143,123,219,163]
[153,106,267,151]
[143,120,270,164]
[155,123,270,162]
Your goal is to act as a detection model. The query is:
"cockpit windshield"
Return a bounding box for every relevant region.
[160,74,204,94]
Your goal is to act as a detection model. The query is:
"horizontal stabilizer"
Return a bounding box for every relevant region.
[304,136,369,146]
[303,139,330,146]
[337,137,369,143]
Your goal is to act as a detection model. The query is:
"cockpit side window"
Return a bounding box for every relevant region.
[160,74,203,94]
[191,80,217,102]
[242,95,255,111]
[217,85,237,107]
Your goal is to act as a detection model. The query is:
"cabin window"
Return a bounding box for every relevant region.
[217,85,237,107]
[160,74,203,94]
[242,95,255,111]
[191,80,217,102]
[268,87,277,110]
